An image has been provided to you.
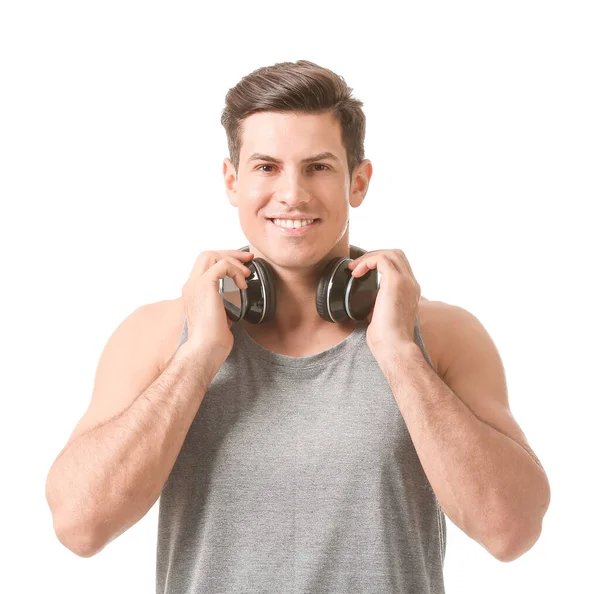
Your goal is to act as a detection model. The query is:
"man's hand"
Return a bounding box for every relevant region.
[348,249,421,355]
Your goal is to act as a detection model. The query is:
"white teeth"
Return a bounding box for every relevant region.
[272,218,315,229]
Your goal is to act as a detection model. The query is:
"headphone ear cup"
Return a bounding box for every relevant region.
[249,257,277,324]
[316,257,351,323]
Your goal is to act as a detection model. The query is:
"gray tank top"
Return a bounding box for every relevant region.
[156,316,446,593]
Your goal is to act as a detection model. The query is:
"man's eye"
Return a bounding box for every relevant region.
[257,164,329,173]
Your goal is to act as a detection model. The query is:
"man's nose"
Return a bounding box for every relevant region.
[275,169,311,207]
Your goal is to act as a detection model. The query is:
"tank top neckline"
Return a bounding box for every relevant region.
[232,319,369,369]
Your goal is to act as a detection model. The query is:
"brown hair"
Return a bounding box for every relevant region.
[220,60,366,180]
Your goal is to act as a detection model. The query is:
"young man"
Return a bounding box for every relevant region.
[45,60,550,593]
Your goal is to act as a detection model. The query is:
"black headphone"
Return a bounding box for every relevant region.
[219,244,380,324]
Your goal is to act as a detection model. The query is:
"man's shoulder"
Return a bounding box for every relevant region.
[418,297,493,381]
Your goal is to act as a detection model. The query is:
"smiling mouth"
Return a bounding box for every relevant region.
[266,219,322,237]
[267,218,320,227]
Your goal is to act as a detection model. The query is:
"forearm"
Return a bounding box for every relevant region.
[48,341,223,556]
[374,342,549,559]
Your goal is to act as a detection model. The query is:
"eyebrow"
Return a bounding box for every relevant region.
[247,151,341,165]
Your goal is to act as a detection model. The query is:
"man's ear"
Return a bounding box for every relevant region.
[350,159,373,209]
[223,158,238,207]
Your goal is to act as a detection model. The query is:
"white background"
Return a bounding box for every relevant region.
[1,1,598,592]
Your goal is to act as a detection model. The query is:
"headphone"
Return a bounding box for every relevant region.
[219,244,380,324]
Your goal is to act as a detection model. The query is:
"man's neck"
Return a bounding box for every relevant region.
[242,235,357,340]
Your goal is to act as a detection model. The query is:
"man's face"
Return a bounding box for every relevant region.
[223,110,371,269]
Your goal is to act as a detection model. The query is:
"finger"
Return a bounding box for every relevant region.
[194,250,253,278]
[223,250,255,261]
[207,257,251,290]
[220,255,253,283]
[349,254,379,272]
[348,250,383,269]
[350,255,379,276]
[351,254,400,278]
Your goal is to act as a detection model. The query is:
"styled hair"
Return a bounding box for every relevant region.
[220,60,366,179]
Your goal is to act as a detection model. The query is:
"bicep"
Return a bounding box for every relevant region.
[62,301,168,451]
[438,303,543,469]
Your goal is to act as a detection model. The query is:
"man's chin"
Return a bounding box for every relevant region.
[257,251,323,273]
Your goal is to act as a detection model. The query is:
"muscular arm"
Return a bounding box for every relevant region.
[373,306,550,563]
[45,341,225,557]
